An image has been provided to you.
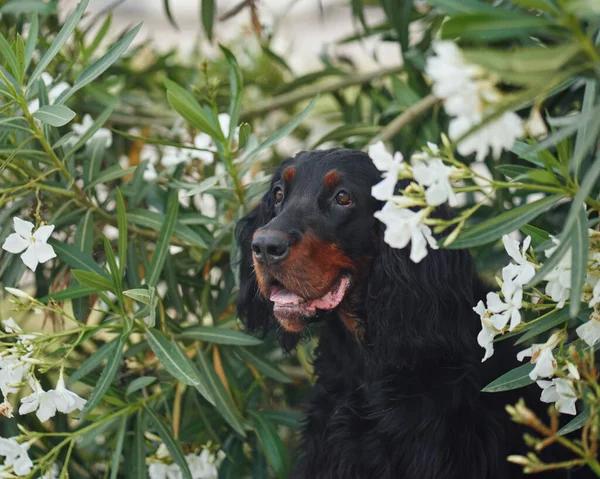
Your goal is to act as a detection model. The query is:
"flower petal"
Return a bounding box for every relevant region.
[13,217,34,239]
[33,224,55,243]
[32,242,57,264]
[20,246,39,272]
[2,233,29,254]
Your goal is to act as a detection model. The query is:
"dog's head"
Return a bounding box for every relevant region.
[236,148,481,361]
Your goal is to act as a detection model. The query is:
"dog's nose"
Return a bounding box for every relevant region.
[251,232,290,265]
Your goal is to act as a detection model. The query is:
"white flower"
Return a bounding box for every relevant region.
[543,236,571,309]
[474,300,496,362]
[517,332,562,380]
[0,356,29,396]
[487,265,523,331]
[192,133,215,164]
[448,111,524,162]
[69,114,112,148]
[537,378,577,415]
[144,162,158,181]
[161,146,192,168]
[374,202,438,263]
[148,447,225,479]
[2,218,56,272]
[2,318,22,334]
[425,41,482,101]
[40,463,59,479]
[28,72,70,114]
[426,41,524,161]
[368,141,405,201]
[19,372,85,422]
[576,313,600,347]
[587,252,600,308]
[412,147,457,206]
[0,437,33,476]
[502,235,535,285]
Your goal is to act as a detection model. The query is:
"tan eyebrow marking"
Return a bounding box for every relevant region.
[324,170,341,189]
[283,167,296,183]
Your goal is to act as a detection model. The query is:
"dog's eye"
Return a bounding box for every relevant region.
[273,187,284,204]
[335,190,352,206]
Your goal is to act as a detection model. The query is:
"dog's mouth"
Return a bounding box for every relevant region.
[267,276,351,332]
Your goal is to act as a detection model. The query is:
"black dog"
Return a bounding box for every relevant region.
[236,148,575,478]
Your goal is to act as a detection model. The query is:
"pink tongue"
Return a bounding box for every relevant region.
[269,277,350,312]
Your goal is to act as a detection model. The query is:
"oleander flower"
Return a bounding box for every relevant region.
[368,141,406,201]
[537,378,577,415]
[2,218,56,272]
[0,437,33,476]
[68,114,113,148]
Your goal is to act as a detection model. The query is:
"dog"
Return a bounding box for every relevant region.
[236,148,575,478]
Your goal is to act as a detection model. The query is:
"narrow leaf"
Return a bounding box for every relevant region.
[50,240,106,277]
[68,339,120,385]
[201,0,216,42]
[482,363,534,392]
[235,347,292,383]
[144,406,192,479]
[72,269,114,292]
[110,415,127,479]
[116,189,127,275]
[79,337,124,418]
[32,104,76,127]
[84,165,137,190]
[146,190,179,287]
[447,195,564,249]
[558,409,589,435]
[570,207,589,318]
[249,411,289,479]
[29,0,88,87]
[24,14,39,70]
[515,308,571,345]
[145,328,200,386]
[179,327,262,346]
[125,376,157,396]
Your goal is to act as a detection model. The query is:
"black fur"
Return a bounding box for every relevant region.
[236,148,578,479]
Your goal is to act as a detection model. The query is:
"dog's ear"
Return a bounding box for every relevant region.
[235,192,273,335]
[363,206,482,366]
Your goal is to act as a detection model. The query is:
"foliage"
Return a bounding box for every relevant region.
[0,0,599,477]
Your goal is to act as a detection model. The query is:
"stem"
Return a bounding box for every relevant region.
[367,94,440,145]
[241,65,404,120]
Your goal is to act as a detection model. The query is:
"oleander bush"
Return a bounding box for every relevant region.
[0,0,599,477]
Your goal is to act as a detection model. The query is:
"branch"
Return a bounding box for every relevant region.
[367,94,440,146]
[239,65,404,120]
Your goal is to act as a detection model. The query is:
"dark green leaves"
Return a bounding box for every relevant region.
[146,189,179,287]
[201,0,216,43]
[178,327,262,346]
[447,195,564,249]
[482,363,534,393]
[249,411,289,479]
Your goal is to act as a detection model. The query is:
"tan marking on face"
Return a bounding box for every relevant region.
[324,170,341,189]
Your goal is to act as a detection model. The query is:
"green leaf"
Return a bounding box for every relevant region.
[510,0,560,14]
[427,0,497,14]
[84,165,137,190]
[0,31,19,79]
[163,0,179,29]
[58,23,142,104]
[39,285,97,303]
[447,195,564,249]
[79,337,124,419]
[131,411,147,478]
[125,376,157,396]
[178,327,262,346]
[195,349,246,436]
[144,406,193,479]
[110,415,127,479]
[244,95,318,160]
[66,98,118,156]
[145,328,201,386]
[442,12,557,41]
[482,363,534,392]
[83,138,106,187]
[84,13,113,61]
[515,308,571,345]
[50,239,106,277]
[124,288,152,304]
[520,224,550,246]
[249,411,290,479]
[24,14,39,70]
[72,269,114,292]
[32,104,76,127]
[462,44,580,86]
[164,79,221,139]
[116,189,127,275]
[1,1,56,14]
[14,34,25,84]
[558,409,589,435]
[572,83,600,177]
[221,45,243,141]
[259,410,303,429]
[28,0,88,88]
[202,0,216,42]
[310,124,381,149]
[127,209,208,248]
[68,338,120,386]
[381,0,411,53]
[235,347,292,383]
[102,235,121,290]
[570,207,589,318]
[146,190,179,287]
